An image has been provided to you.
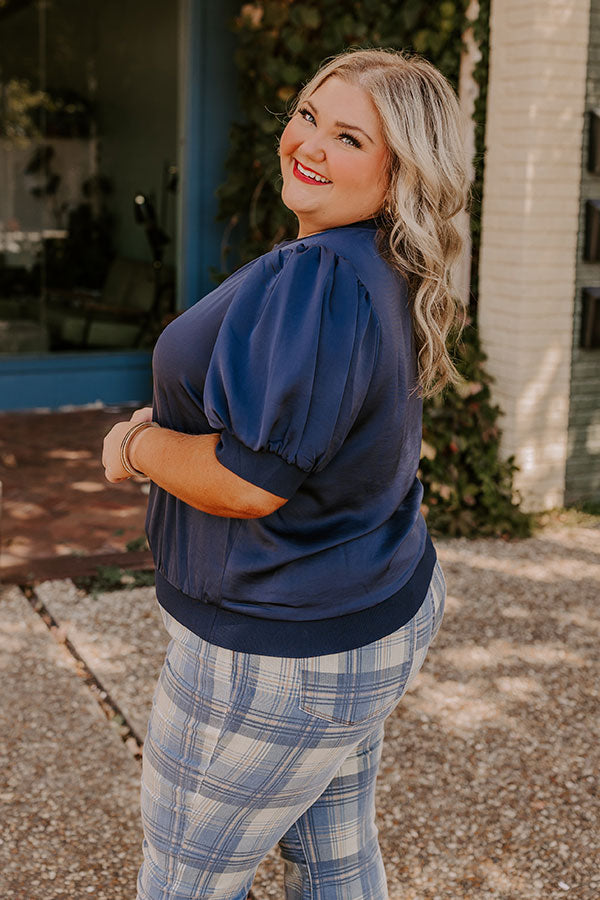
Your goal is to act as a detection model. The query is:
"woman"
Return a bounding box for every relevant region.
[103,47,470,900]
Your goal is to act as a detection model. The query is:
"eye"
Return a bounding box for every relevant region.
[339,132,362,149]
[298,107,316,124]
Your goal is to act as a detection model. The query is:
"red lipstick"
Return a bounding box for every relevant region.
[292,159,331,185]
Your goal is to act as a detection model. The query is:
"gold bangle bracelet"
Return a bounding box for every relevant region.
[119,421,159,477]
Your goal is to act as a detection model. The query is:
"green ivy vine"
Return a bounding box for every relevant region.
[420,323,531,538]
[216,0,532,539]
[216,0,469,267]
[469,0,490,311]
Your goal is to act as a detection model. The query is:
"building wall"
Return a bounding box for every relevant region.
[565,0,600,505]
[177,0,240,307]
[478,0,591,511]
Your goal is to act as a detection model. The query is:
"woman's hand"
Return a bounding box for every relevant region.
[128,406,153,426]
[101,406,154,483]
[101,407,288,517]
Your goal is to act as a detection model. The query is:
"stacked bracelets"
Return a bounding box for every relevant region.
[119,421,159,477]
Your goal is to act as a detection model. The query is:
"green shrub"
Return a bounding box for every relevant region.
[73,565,155,598]
[420,320,532,538]
[216,0,468,268]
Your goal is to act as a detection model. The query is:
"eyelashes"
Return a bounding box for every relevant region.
[298,106,316,124]
[297,107,363,149]
[339,132,362,149]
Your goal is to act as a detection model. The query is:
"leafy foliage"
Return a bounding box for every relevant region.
[467,0,490,314]
[216,0,468,268]
[0,79,92,145]
[73,565,154,599]
[420,320,532,538]
[217,0,531,538]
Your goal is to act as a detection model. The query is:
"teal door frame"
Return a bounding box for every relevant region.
[178,0,239,309]
[0,351,154,412]
[0,0,238,411]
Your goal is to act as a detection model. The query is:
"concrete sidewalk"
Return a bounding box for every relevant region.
[0,586,143,899]
[1,518,599,899]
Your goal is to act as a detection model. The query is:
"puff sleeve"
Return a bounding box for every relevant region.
[203,243,381,499]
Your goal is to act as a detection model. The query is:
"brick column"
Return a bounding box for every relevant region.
[478,0,591,510]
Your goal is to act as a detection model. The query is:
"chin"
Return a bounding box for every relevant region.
[281,186,315,218]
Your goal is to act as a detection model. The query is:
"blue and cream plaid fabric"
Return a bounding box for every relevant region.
[137,560,446,900]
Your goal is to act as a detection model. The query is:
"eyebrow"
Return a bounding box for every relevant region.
[304,99,375,145]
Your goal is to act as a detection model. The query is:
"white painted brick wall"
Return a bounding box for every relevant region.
[478,0,591,510]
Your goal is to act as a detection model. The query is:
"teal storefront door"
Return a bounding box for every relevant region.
[0,0,237,411]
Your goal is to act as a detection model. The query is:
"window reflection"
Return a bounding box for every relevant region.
[0,0,177,354]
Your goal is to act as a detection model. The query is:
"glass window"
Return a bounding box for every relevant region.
[0,0,178,355]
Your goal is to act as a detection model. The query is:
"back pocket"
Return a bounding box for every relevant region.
[298,616,418,726]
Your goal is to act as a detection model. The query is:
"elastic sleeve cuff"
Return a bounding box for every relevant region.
[215,430,310,499]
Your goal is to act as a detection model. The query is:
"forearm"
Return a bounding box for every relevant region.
[128,426,284,518]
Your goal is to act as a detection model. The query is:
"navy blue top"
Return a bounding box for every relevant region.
[146,219,437,656]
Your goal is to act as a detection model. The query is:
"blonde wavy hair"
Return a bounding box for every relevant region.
[290,48,473,398]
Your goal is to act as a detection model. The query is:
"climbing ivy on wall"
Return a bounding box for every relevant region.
[216,0,532,538]
[216,0,469,267]
[420,324,531,538]
[468,0,490,310]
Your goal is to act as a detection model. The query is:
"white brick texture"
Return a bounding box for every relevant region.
[478,0,591,511]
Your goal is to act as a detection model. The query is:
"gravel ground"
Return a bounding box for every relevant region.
[3,518,599,899]
[379,523,599,900]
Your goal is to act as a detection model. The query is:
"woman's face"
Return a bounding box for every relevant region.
[279,76,390,238]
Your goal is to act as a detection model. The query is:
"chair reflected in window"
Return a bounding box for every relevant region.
[47,257,175,350]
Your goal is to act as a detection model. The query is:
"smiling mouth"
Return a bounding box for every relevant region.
[293,159,332,185]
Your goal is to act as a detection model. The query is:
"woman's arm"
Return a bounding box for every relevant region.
[102,409,288,519]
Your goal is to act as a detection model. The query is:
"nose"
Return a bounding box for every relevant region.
[299,135,326,163]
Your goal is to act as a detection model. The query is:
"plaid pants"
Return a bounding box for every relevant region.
[137,560,446,900]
